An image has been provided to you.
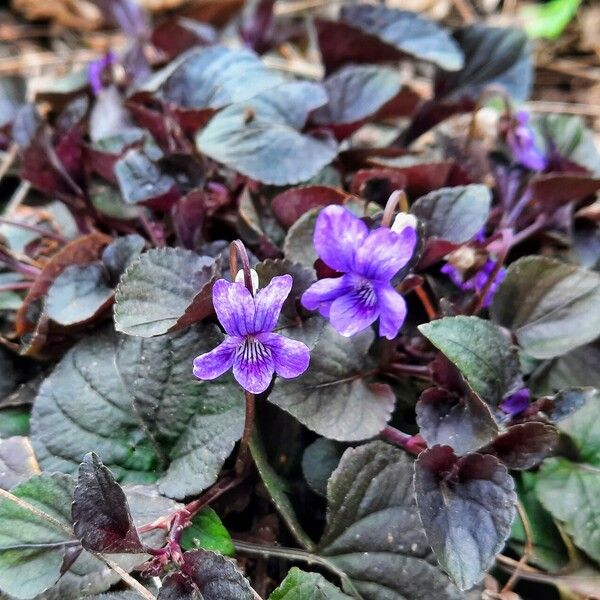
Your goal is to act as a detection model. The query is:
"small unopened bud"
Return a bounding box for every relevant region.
[236,268,259,294]
[391,212,418,233]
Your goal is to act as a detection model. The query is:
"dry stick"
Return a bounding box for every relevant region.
[502,501,534,593]
[5,182,31,216]
[0,217,66,243]
[0,489,156,600]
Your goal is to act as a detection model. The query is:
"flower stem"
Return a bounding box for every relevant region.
[380,425,426,455]
[0,281,31,292]
[235,390,256,476]
[413,285,438,320]
[381,189,409,228]
[229,239,253,292]
[387,362,431,379]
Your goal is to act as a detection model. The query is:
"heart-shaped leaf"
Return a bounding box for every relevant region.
[415,446,517,590]
[491,257,600,359]
[196,82,338,185]
[536,457,600,562]
[0,436,38,490]
[72,452,144,553]
[46,263,113,327]
[318,441,466,600]
[269,568,353,600]
[180,508,234,556]
[141,46,284,110]
[312,65,403,131]
[419,316,521,405]
[487,422,559,470]
[317,5,463,72]
[416,386,499,455]
[114,248,220,337]
[410,185,491,244]
[268,324,395,441]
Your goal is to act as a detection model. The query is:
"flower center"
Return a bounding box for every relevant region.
[355,278,377,308]
[238,336,270,364]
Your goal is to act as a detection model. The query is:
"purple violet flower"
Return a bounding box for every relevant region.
[88,51,115,95]
[441,258,506,308]
[500,388,531,416]
[507,111,547,171]
[193,274,310,394]
[301,205,417,339]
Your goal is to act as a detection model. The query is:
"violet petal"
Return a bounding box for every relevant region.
[212,279,255,337]
[314,205,368,272]
[328,281,379,337]
[301,274,353,316]
[257,332,310,379]
[232,338,275,394]
[253,274,292,333]
[193,337,240,380]
[375,282,408,340]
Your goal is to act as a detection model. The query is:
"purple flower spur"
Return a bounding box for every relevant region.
[507,111,547,171]
[301,205,417,339]
[193,273,310,394]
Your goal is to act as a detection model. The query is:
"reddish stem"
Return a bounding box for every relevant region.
[380,426,426,455]
[413,285,438,320]
[0,281,31,292]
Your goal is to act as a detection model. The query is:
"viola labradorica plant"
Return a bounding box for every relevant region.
[506,110,548,171]
[301,204,417,339]
[193,245,310,394]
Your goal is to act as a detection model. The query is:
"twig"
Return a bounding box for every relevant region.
[502,501,534,593]
[525,101,600,118]
[98,555,157,600]
[0,143,18,185]
[4,182,31,216]
[0,217,66,243]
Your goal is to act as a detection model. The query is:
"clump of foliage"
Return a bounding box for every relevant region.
[0,1,599,599]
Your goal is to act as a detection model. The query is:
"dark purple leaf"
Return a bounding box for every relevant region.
[114,148,181,210]
[417,386,499,455]
[240,0,276,53]
[101,234,146,281]
[271,185,348,228]
[16,231,112,337]
[410,184,491,244]
[350,168,407,204]
[45,262,114,327]
[152,18,217,61]
[196,81,338,185]
[142,46,283,110]
[72,452,144,553]
[488,422,558,470]
[180,550,255,599]
[526,174,600,216]
[158,572,201,600]
[415,446,517,590]
[316,5,463,73]
[311,65,403,138]
[172,189,206,249]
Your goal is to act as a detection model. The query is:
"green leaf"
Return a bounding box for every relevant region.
[491,257,600,359]
[0,436,38,490]
[530,342,600,395]
[522,0,581,41]
[268,324,395,441]
[0,472,76,599]
[302,438,344,497]
[45,263,113,327]
[283,208,320,268]
[117,327,244,499]
[419,316,521,405]
[0,408,30,439]
[114,248,220,337]
[89,179,140,221]
[533,114,600,175]
[554,388,600,465]
[410,185,491,244]
[318,441,466,600]
[196,82,338,185]
[510,472,567,573]
[536,457,600,562]
[31,330,159,484]
[269,567,353,600]
[180,508,234,556]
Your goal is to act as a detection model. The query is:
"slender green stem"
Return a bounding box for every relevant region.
[233,540,364,600]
